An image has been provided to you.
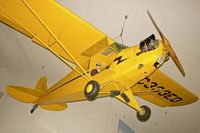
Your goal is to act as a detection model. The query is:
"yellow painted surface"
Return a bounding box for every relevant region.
[35,77,47,92]
[40,103,67,111]
[116,89,143,113]
[110,40,165,89]
[38,68,115,105]
[37,41,165,105]
[1,0,198,113]
[132,70,199,107]
[0,0,114,69]
[86,84,93,93]
[6,86,42,104]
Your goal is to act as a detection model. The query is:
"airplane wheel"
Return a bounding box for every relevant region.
[84,80,100,101]
[136,105,151,122]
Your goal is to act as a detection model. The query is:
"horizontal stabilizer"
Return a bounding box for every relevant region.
[6,86,42,103]
[40,103,67,111]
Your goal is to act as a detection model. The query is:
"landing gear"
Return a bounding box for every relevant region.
[30,104,38,114]
[84,80,100,101]
[110,90,121,98]
[136,105,151,122]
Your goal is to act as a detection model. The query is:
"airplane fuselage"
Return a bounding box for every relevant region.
[38,40,166,105]
[110,40,166,89]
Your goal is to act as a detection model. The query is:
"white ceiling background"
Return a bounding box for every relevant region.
[0,0,200,133]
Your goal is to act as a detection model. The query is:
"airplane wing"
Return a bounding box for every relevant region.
[131,70,198,107]
[0,0,116,71]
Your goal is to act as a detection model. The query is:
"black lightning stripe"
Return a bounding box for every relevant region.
[113,56,128,65]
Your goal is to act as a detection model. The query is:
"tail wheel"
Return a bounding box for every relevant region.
[30,104,38,114]
[136,105,151,122]
[84,80,100,101]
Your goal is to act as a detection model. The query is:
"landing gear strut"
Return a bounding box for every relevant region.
[30,104,38,114]
[136,105,151,122]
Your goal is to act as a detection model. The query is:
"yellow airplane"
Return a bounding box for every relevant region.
[0,0,198,122]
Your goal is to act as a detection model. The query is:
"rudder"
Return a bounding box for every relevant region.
[35,77,47,92]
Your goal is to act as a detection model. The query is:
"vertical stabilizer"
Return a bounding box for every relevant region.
[35,77,47,92]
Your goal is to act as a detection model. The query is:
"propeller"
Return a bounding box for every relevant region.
[147,10,185,77]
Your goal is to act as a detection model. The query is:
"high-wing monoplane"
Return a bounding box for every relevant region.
[0,0,198,122]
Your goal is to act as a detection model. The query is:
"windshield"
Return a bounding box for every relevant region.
[112,42,129,52]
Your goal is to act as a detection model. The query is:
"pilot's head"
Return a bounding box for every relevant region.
[96,62,102,72]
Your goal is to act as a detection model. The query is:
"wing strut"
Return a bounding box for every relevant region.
[0,7,90,81]
[21,0,92,81]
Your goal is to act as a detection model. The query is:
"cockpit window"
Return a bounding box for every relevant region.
[112,42,129,52]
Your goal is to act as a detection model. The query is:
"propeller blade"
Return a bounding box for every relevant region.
[147,10,185,77]
[147,10,165,41]
[164,39,185,76]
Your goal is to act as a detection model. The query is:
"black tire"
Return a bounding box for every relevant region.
[136,105,151,122]
[84,80,100,101]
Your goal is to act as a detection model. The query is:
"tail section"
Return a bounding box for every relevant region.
[6,77,67,112]
[35,77,47,93]
[6,85,42,104]
[40,103,67,111]
[6,77,47,104]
